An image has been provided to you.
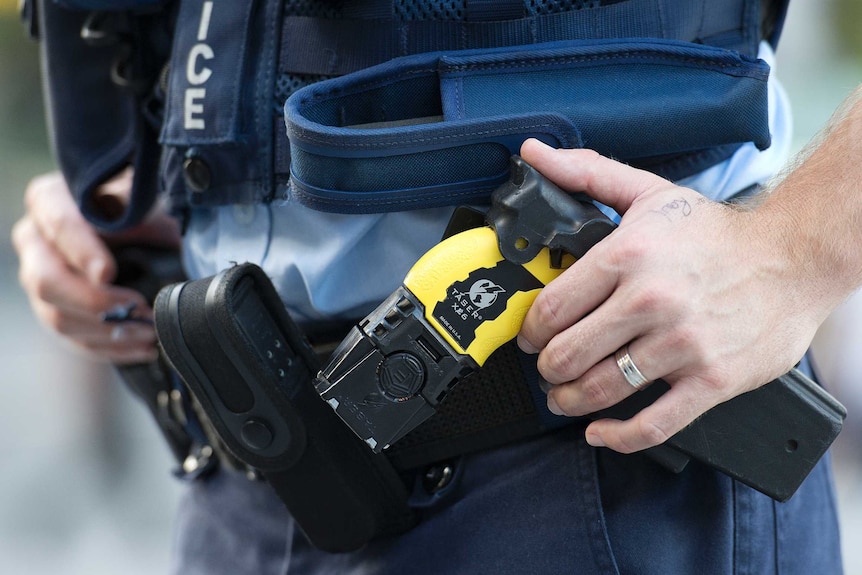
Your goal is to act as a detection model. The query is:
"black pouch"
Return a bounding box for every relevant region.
[154,263,417,552]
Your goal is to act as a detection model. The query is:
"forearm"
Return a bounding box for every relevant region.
[758,86,862,316]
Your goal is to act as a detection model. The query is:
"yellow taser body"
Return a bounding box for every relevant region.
[403,226,567,365]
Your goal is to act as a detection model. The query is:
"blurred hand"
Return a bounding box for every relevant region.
[11,170,180,364]
[517,139,830,454]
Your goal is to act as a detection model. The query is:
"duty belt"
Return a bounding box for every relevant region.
[150,259,846,554]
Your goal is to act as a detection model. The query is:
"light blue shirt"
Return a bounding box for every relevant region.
[182,42,791,325]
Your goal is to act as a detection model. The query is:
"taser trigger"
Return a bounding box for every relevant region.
[487,155,617,266]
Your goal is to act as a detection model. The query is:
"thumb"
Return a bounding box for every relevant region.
[519,139,671,215]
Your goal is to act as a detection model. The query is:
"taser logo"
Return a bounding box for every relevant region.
[185,1,215,130]
[433,261,540,348]
[468,279,506,310]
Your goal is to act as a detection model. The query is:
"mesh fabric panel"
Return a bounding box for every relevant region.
[275,73,334,105]
[387,342,539,459]
[394,0,467,21]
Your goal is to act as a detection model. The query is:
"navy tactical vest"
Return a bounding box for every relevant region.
[30,0,789,228]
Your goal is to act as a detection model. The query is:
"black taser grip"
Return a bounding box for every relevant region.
[492,156,847,502]
[596,370,846,501]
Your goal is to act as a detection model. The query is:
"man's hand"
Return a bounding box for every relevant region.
[11,171,180,365]
[517,139,832,454]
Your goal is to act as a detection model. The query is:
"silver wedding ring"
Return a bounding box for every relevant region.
[615,345,652,391]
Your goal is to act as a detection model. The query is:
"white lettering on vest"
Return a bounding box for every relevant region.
[184,88,207,130]
[187,44,214,85]
[184,1,214,130]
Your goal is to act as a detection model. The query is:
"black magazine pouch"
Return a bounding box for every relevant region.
[154,263,417,552]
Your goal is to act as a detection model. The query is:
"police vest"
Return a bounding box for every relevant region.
[31,0,789,228]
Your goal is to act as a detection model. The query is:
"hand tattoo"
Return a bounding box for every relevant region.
[653,198,692,221]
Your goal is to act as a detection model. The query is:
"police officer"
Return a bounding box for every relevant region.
[12,0,847,573]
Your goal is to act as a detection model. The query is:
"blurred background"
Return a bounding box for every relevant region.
[0,2,181,573]
[0,1,861,573]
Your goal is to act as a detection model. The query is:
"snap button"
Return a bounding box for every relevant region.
[183,155,212,192]
[241,418,274,451]
[422,463,455,494]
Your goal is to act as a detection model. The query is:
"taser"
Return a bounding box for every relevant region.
[315,156,617,451]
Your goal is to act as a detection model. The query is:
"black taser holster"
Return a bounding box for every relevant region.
[153,264,417,553]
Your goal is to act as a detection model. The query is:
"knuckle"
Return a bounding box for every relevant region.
[30,273,55,303]
[691,370,731,398]
[538,342,577,380]
[662,323,706,361]
[610,430,641,455]
[580,150,609,190]
[45,210,73,244]
[687,337,716,368]
[609,234,649,265]
[664,323,696,350]
[627,285,665,316]
[547,389,574,416]
[23,177,42,209]
[79,340,103,353]
[580,377,613,408]
[24,173,57,212]
[638,418,672,448]
[530,290,564,329]
[78,341,115,363]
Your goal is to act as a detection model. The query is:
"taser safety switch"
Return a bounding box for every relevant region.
[316,156,847,502]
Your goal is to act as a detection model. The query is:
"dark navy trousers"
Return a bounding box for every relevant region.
[169,422,843,574]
